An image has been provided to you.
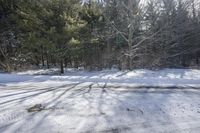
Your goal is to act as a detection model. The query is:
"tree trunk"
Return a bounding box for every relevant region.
[47,57,49,69]
[196,56,199,65]
[128,32,133,70]
[41,48,44,67]
[60,59,64,74]
[64,58,68,67]
[46,52,49,69]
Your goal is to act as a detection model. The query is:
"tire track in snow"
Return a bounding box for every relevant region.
[0,84,79,106]
[0,109,27,129]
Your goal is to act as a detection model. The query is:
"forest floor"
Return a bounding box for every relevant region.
[0,68,200,133]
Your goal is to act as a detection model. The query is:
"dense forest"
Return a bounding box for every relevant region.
[1,0,200,73]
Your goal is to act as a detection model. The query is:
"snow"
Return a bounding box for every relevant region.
[1,68,200,87]
[0,68,200,133]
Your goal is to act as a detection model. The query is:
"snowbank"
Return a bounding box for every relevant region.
[1,68,200,88]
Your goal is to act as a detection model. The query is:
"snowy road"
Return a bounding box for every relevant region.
[0,81,200,133]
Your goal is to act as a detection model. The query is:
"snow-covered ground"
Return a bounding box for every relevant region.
[1,68,200,88]
[0,69,200,133]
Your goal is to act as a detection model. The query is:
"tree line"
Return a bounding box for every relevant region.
[1,0,200,73]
